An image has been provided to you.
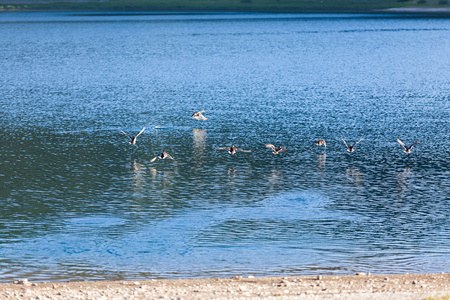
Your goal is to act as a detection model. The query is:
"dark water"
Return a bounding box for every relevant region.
[0,12,449,282]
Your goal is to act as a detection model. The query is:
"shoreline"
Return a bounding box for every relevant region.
[1,273,449,299]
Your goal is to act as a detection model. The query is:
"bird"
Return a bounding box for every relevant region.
[397,139,419,153]
[192,110,207,120]
[150,151,178,163]
[265,144,287,154]
[315,139,327,148]
[215,145,251,155]
[340,137,364,152]
[120,127,145,145]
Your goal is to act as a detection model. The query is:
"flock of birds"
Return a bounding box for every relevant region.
[120,110,420,163]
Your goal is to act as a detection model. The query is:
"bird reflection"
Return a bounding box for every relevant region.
[395,167,413,198]
[129,160,145,191]
[345,166,362,184]
[193,128,207,159]
[266,168,283,187]
[316,153,327,171]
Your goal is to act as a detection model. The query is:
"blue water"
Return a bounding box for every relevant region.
[0,12,449,282]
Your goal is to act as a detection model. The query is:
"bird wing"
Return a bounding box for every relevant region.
[215,147,230,151]
[265,144,276,151]
[354,137,365,147]
[236,148,251,152]
[120,130,132,141]
[150,156,158,162]
[410,141,419,149]
[397,139,407,150]
[278,146,287,153]
[135,127,146,138]
[339,137,349,149]
[166,153,178,163]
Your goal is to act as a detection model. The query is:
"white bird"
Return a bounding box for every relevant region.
[397,139,419,153]
[150,151,178,163]
[192,110,207,120]
[120,127,145,145]
[265,144,287,154]
[215,145,251,155]
[340,137,364,153]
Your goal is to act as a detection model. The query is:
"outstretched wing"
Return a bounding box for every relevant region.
[215,147,230,151]
[265,144,276,151]
[120,130,132,141]
[150,156,158,162]
[165,153,178,163]
[397,139,406,150]
[339,137,349,149]
[354,137,365,147]
[278,146,287,153]
[135,127,146,138]
[236,148,251,153]
[410,141,419,149]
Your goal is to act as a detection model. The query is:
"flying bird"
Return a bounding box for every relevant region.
[265,144,287,154]
[150,151,178,163]
[192,110,207,120]
[120,127,145,145]
[397,139,419,153]
[215,145,251,155]
[315,139,327,148]
[340,137,364,153]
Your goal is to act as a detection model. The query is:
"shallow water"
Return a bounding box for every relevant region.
[0,12,449,282]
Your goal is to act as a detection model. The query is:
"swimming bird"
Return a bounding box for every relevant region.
[120,127,145,145]
[265,144,287,154]
[340,137,364,152]
[215,145,251,155]
[315,139,327,148]
[150,151,178,163]
[397,139,419,153]
[192,110,207,120]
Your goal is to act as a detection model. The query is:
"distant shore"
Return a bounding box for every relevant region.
[1,273,449,299]
[1,0,450,15]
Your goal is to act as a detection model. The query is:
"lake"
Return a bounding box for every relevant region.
[0,12,449,282]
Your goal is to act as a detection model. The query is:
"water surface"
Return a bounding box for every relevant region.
[0,12,449,282]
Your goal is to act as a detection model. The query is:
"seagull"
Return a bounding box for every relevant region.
[215,145,251,155]
[120,127,145,145]
[192,110,207,120]
[340,137,364,153]
[150,151,178,163]
[265,144,287,154]
[397,139,419,153]
[315,139,327,148]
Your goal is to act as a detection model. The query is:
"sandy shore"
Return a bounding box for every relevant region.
[1,273,449,299]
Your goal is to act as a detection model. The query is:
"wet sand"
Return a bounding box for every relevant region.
[1,273,449,299]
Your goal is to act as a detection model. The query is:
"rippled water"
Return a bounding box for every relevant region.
[0,12,449,282]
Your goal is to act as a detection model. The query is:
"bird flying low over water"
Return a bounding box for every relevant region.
[215,145,251,155]
[192,110,207,120]
[315,139,327,148]
[265,144,287,154]
[150,151,178,163]
[340,137,364,153]
[397,139,419,153]
[121,127,145,145]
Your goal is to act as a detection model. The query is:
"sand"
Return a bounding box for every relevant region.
[1,273,449,299]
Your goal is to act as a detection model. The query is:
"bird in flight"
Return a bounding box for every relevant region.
[340,137,364,152]
[315,139,326,148]
[120,127,145,145]
[215,145,251,155]
[192,110,207,120]
[150,151,178,163]
[397,139,419,153]
[265,144,287,154]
